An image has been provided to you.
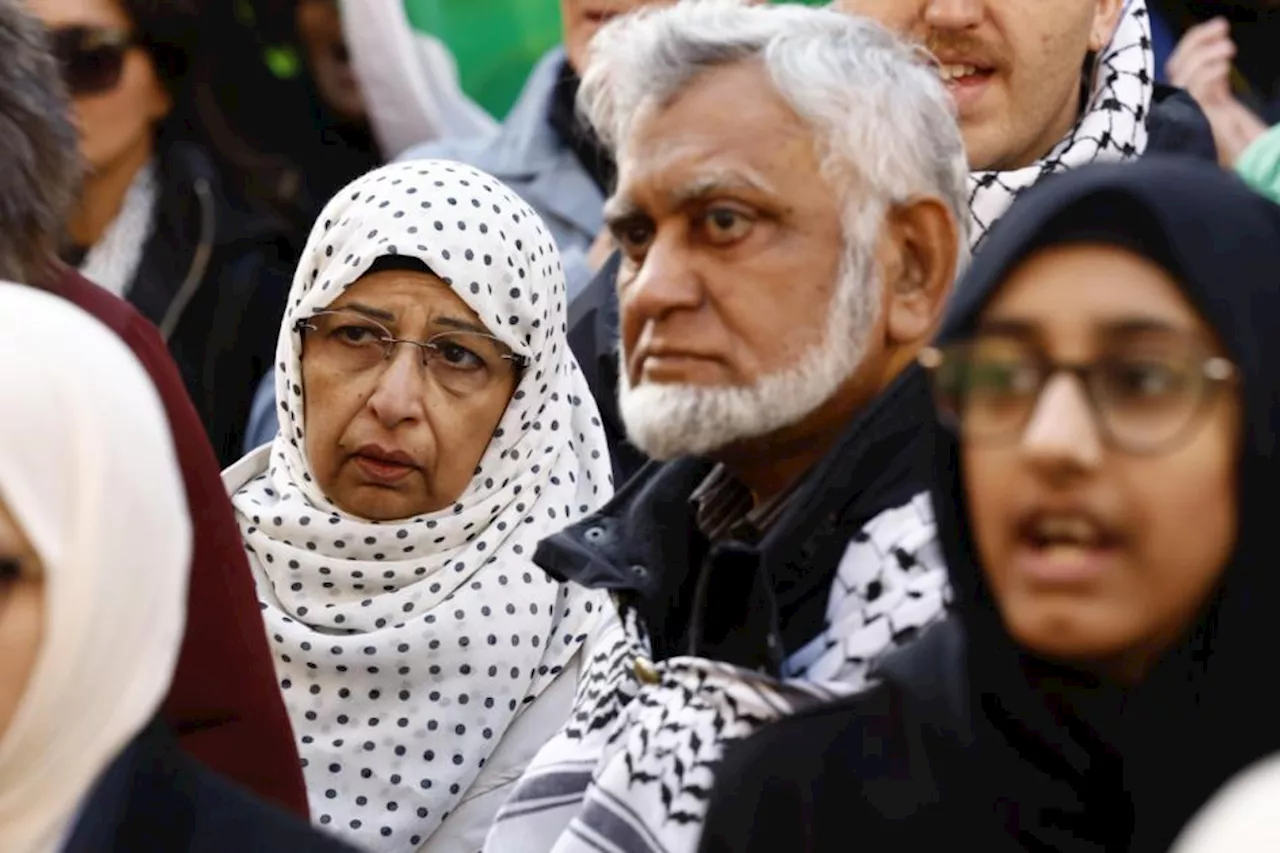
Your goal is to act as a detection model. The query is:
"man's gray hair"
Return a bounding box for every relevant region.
[579,0,971,259]
[0,0,80,283]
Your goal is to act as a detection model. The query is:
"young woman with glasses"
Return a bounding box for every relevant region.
[26,0,294,467]
[697,158,1280,853]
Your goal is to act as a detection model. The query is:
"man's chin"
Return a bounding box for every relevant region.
[618,380,770,461]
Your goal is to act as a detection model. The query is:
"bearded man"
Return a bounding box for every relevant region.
[481,3,968,852]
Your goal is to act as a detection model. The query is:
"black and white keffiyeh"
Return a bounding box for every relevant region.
[967,0,1154,247]
[484,495,948,853]
[227,160,614,852]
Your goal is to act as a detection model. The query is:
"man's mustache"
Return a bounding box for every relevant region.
[922,32,1004,70]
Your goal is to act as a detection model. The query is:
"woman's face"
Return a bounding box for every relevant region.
[27,0,170,175]
[0,500,44,743]
[295,0,366,122]
[962,243,1241,682]
[301,270,520,521]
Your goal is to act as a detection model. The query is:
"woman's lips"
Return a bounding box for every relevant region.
[1009,512,1125,586]
[352,454,417,485]
[1009,542,1121,587]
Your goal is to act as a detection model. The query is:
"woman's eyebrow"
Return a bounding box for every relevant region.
[1099,318,1189,337]
[342,302,397,322]
[432,315,492,336]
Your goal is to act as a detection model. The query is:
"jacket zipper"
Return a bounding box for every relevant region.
[158,176,216,341]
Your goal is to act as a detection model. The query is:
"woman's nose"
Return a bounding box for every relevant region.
[366,345,429,427]
[1019,374,1104,475]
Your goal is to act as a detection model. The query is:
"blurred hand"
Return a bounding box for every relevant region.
[586,228,615,272]
[1166,17,1268,166]
[1167,17,1237,106]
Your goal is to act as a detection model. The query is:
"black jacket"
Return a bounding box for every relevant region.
[699,159,1280,853]
[65,720,355,853]
[565,85,1217,488]
[126,142,293,467]
[698,620,983,853]
[534,366,939,671]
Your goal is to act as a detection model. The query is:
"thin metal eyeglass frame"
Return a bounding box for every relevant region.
[293,310,530,371]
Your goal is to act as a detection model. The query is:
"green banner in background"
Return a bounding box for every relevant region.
[403,0,563,119]
[404,0,828,120]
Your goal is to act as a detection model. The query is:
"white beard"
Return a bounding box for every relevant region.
[618,246,881,461]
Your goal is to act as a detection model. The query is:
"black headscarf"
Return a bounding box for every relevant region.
[932,157,1280,853]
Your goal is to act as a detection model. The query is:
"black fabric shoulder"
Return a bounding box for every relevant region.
[65,720,358,853]
[873,618,971,741]
[699,678,974,853]
[1147,84,1218,162]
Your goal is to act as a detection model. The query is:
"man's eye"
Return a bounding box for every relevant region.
[702,208,753,243]
[613,222,653,250]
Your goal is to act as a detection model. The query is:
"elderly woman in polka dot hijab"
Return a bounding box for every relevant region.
[223,160,614,853]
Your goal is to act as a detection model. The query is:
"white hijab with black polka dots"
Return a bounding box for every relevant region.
[229,160,614,852]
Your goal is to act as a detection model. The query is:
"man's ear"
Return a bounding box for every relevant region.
[878,196,959,348]
[1089,0,1126,52]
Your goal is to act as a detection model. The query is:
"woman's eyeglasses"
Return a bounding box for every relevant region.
[49,26,139,98]
[294,309,528,396]
[919,333,1237,455]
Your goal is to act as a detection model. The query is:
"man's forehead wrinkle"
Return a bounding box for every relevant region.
[616,137,801,210]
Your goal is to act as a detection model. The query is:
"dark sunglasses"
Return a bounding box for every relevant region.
[49,25,140,98]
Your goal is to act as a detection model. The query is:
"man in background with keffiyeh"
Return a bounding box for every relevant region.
[837,0,1217,245]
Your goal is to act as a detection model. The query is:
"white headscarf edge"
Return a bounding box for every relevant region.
[0,283,191,853]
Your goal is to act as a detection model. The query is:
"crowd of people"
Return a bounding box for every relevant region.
[2,0,1280,851]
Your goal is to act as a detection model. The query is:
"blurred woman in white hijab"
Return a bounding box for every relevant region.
[0,282,354,853]
[1173,754,1280,852]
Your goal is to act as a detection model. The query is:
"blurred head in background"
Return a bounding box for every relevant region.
[838,0,1126,170]
[0,282,190,853]
[0,0,79,282]
[27,0,196,181]
[293,0,365,122]
[561,0,676,72]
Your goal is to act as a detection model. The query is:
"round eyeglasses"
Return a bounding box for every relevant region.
[294,309,528,396]
[919,334,1237,455]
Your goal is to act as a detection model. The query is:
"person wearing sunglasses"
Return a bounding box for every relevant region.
[0,0,308,819]
[27,0,294,468]
[698,158,1280,853]
[222,160,615,853]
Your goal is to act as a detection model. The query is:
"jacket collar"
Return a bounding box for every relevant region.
[476,47,605,237]
[126,141,284,341]
[535,365,939,600]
